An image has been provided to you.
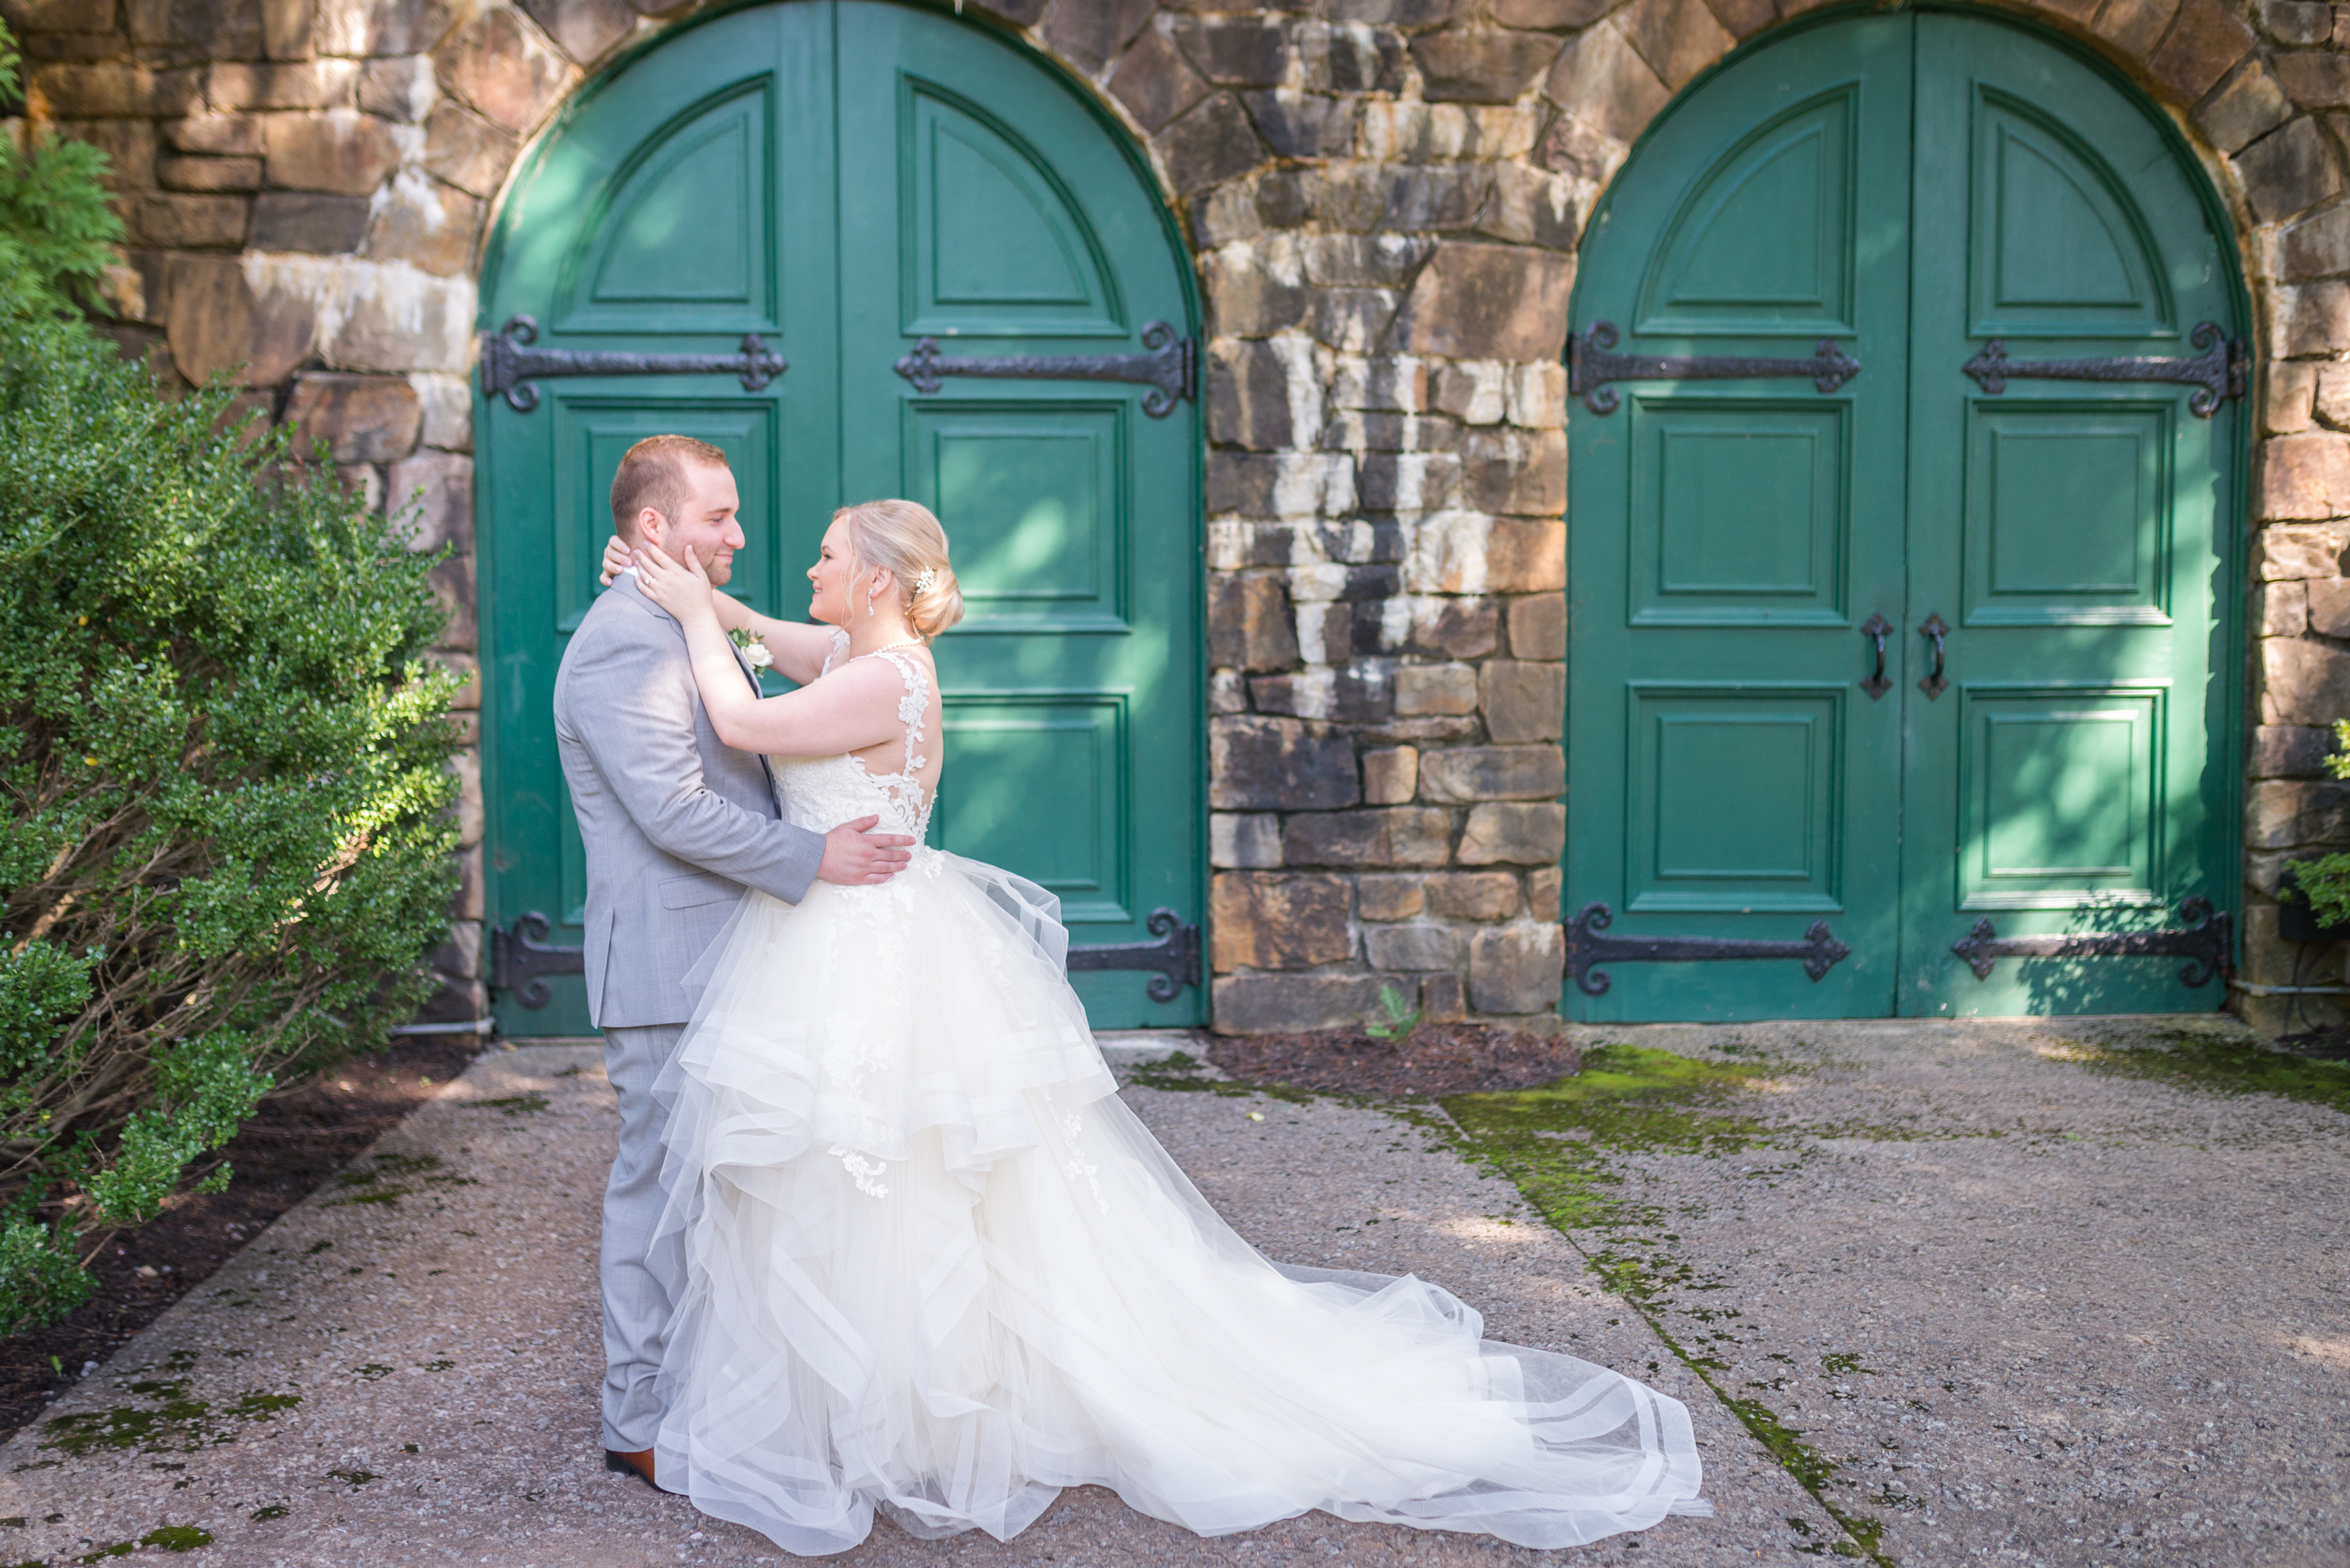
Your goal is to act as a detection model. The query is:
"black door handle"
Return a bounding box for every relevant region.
[1860,614,1892,699]
[1918,614,1948,699]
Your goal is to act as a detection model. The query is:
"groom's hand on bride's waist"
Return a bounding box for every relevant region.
[816,815,916,886]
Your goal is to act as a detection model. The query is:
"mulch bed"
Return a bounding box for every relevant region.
[0,1034,483,1444]
[2279,1026,2350,1061]
[1205,1024,1579,1097]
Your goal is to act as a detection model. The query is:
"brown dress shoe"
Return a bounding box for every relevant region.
[604,1447,676,1493]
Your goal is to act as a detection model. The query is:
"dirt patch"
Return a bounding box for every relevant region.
[0,1033,483,1443]
[1205,1025,1579,1097]
[2279,1024,2350,1061]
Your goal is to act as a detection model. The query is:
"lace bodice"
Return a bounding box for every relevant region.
[769,631,934,842]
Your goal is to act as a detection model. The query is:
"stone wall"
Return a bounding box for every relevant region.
[3,0,2341,1034]
[2185,1,2350,1030]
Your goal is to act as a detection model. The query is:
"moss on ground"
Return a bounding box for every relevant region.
[1121,1052,1311,1102]
[1443,1045,1771,1229]
[65,1524,215,1563]
[1440,1045,1892,1565]
[324,1153,479,1209]
[38,1381,297,1458]
[2042,1033,2350,1114]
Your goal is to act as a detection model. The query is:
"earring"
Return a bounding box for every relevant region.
[865,578,878,619]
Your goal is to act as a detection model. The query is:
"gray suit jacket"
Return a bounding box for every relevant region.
[553,575,824,1028]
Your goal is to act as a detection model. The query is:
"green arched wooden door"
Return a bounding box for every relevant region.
[478,1,1206,1037]
[1566,10,2246,1020]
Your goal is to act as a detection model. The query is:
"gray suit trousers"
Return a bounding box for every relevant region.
[600,1020,687,1452]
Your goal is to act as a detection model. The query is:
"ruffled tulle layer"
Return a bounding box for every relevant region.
[648,850,1707,1555]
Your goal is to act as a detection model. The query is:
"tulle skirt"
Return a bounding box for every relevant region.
[647,848,1707,1555]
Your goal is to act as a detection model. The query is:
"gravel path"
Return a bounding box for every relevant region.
[0,1017,2336,1567]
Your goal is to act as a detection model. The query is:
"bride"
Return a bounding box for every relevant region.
[609,499,1707,1555]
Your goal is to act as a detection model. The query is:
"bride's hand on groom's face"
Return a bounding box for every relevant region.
[634,540,718,625]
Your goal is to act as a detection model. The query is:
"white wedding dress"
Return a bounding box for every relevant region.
[646,638,1707,1555]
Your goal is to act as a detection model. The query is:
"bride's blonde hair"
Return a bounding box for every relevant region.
[837,499,963,640]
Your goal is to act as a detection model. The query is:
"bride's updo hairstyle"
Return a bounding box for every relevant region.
[837,499,964,640]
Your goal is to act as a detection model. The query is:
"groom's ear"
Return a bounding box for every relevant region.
[632,507,667,548]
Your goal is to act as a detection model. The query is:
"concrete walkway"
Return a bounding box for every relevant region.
[1497,1016,2350,1568]
[0,1018,2337,1567]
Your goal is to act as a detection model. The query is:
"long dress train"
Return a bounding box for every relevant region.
[646,640,1707,1554]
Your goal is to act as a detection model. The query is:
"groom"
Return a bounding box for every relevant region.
[553,434,914,1491]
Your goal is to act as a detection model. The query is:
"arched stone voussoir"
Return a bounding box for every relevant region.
[1542,17,1673,149]
[516,0,643,69]
[434,3,583,142]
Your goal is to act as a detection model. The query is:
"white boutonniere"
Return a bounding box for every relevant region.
[727,627,773,671]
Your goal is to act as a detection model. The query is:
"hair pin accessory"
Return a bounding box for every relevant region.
[912,567,939,595]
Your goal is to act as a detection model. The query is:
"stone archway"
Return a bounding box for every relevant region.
[1563,5,2253,1020]
[471,0,1211,1035]
[1534,0,2327,1026]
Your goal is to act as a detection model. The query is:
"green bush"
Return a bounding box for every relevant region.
[0,18,462,1332]
[2284,720,2350,930]
[0,21,126,321]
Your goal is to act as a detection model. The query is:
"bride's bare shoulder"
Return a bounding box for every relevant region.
[815,646,936,723]
[811,625,852,676]
[814,650,910,696]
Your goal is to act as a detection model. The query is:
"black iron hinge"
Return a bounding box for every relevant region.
[1949,897,2231,987]
[894,321,1196,417]
[1565,901,1852,996]
[1962,322,2246,417]
[1064,908,1203,1001]
[1568,320,1861,415]
[479,315,788,413]
[490,906,1203,1010]
[488,912,585,1010]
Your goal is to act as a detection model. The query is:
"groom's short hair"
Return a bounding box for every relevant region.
[611,435,730,540]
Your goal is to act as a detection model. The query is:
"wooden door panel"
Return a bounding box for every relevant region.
[566,81,778,329]
[906,401,1127,632]
[936,694,1129,924]
[1958,687,2165,910]
[837,2,1205,1026]
[1635,89,1859,336]
[551,400,781,633]
[1626,686,1843,913]
[1900,13,2241,1016]
[1630,400,1847,626]
[1964,402,2173,626]
[544,397,783,954]
[482,2,1205,1034]
[1568,15,1910,1020]
[1969,93,2171,338]
[902,81,1123,338]
[487,1,1203,1034]
[1572,11,2241,1022]
[481,3,837,1037]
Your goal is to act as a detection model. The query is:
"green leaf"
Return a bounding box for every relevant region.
[0,1208,93,1336]
[2286,852,2350,930]
[1364,981,1422,1041]
[0,32,126,322]
[0,20,20,113]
